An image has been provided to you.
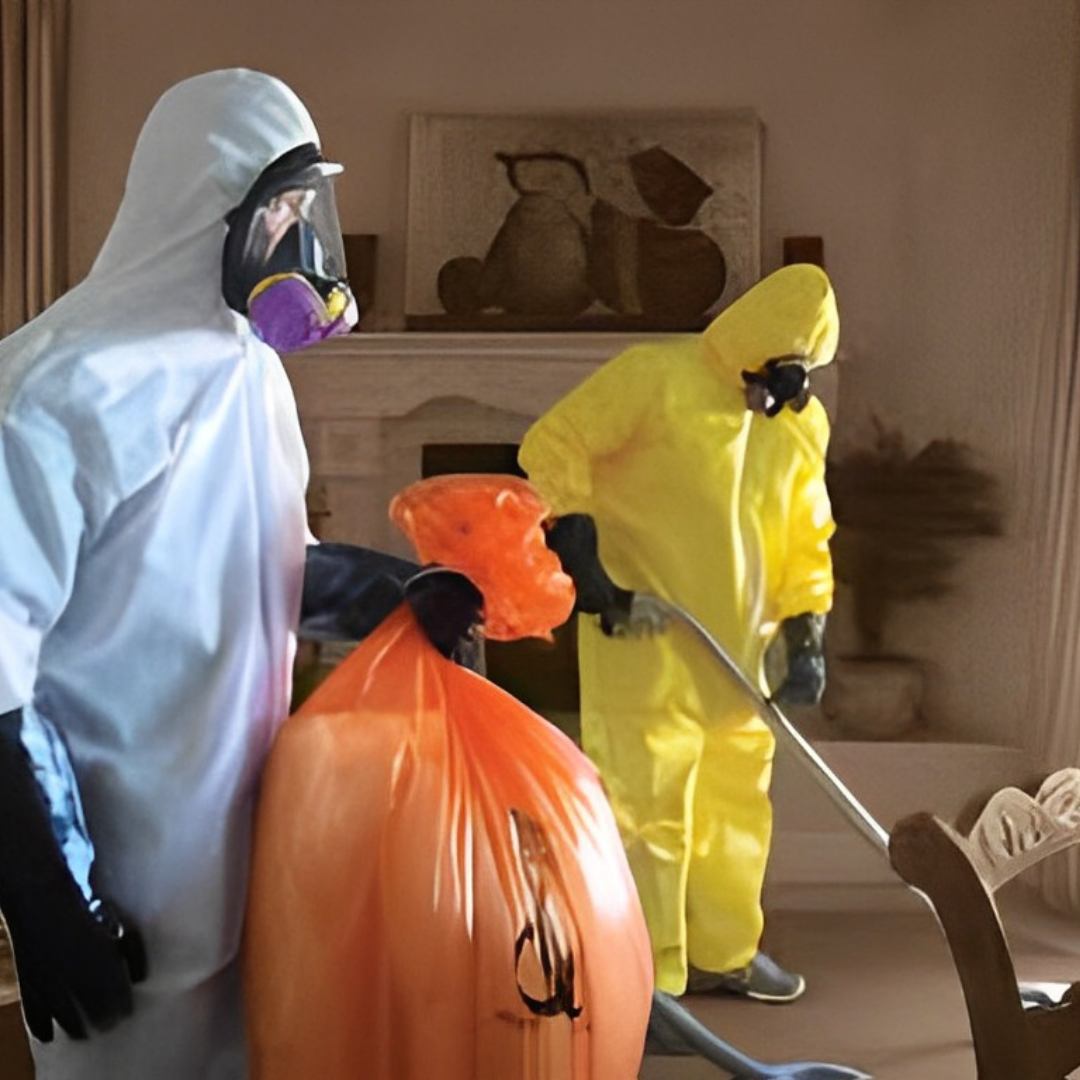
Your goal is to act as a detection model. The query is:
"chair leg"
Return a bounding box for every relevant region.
[889,814,1036,1080]
[0,1003,34,1079]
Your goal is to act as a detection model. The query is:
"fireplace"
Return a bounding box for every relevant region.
[284,330,656,720]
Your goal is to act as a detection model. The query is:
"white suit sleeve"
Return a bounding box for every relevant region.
[0,408,86,713]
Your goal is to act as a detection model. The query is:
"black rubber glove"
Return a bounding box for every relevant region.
[300,542,421,642]
[771,612,827,706]
[0,709,146,1043]
[403,566,485,669]
[543,514,669,638]
[302,542,484,666]
[542,514,634,633]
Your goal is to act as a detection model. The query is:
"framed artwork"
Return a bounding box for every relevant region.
[405,111,762,332]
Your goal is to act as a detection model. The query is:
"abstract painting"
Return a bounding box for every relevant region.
[405,111,762,332]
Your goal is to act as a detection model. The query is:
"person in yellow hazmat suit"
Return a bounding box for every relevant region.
[519,263,839,1003]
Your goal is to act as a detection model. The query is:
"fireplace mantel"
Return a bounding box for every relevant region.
[283,330,675,421]
[283,331,673,554]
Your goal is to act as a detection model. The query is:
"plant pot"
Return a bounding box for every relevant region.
[822,656,925,740]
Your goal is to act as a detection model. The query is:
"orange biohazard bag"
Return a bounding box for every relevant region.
[243,475,653,1079]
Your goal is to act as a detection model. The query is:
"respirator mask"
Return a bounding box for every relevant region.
[223,143,357,354]
[741,355,812,417]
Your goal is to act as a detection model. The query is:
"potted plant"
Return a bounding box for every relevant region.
[822,421,1003,738]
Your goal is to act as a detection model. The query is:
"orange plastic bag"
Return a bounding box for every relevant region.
[389,472,577,641]
[244,475,653,1079]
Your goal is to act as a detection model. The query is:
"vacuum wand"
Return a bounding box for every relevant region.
[649,596,891,857]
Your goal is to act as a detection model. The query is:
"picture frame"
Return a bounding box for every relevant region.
[405,110,762,332]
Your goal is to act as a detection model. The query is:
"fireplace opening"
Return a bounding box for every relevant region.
[421,442,524,479]
[422,443,580,722]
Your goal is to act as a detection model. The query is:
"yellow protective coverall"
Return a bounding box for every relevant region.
[519,264,838,995]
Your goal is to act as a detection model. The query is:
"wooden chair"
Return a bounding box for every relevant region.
[889,767,1080,1080]
[0,918,33,1079]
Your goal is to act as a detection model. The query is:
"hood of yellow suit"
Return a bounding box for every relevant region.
[702,263,839,384]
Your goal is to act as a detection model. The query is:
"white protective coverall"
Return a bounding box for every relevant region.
[0,70,320,1077]
[520,265,838,996]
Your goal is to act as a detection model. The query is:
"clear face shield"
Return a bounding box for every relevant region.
[223,144,358,354]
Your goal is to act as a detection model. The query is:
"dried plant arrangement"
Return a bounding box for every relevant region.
[826,419,1004,655]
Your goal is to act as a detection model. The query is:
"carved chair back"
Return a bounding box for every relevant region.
[889,768,1080,1080]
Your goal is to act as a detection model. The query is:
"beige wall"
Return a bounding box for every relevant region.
[68,0,1078,746]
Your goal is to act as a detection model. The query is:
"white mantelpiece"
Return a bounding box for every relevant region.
[284,330,666,423]
[283,331,671,557]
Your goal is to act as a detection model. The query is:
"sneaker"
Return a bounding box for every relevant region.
[686,951,806,1003]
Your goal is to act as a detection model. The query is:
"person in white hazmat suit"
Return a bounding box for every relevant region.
[0,69,480,1079]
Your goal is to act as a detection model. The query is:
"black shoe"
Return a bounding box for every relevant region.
[686,951,806,1003]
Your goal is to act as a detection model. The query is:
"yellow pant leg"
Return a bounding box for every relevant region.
[685,714,775,975]
[581,702,705,995]
[579,628,705,995]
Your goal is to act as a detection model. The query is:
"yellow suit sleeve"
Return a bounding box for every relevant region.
[774,401,835,620]
[519,342,671,515]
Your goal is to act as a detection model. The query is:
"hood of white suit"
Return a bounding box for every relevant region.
[92,69,321,305]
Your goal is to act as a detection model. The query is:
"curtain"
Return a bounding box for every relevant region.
[1023,60,1080,912]
[0,0,69,1010]
[0,0,69,338]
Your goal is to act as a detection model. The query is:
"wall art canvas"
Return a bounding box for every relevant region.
[405,111,762,332]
